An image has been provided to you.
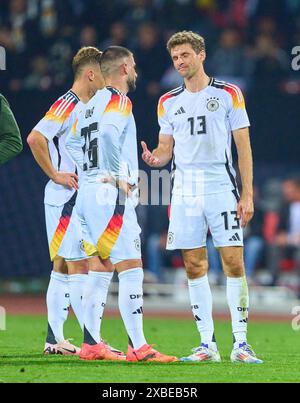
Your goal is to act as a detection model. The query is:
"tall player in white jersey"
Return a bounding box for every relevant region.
[142,31,263,363]
[67,46,177,362]
[27,47,119,356]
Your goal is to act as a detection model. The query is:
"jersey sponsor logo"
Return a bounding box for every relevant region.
[174,106,186,115]
[158,85,185,118]
[206,97,219,112]
[229,232,241,241]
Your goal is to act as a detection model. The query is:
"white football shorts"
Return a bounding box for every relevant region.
[45,191,95,261]
[166,190,243,250]
[76,181,141,264]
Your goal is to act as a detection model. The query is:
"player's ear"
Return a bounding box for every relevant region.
[87,68,95,82]
[122,62,129,76]
[199,50,206,62]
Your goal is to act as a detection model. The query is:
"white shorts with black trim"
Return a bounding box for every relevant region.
[166,190,243,250]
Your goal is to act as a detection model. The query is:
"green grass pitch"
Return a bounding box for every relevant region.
[0,315,299,383]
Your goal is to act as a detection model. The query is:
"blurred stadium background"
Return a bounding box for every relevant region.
[1,0,300,315]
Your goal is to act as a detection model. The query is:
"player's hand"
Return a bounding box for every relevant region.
[101,176,133,197]
[141,141,160,167]
[53,171,79,190]
[237,194,254,228]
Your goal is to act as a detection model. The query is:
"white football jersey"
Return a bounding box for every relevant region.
[66,86,138,186]
[158,78,250,196]
[34,89,82,206]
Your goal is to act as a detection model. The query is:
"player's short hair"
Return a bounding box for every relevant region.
[166,31,205,55]
[72,46,102,79]
[100,46,132,77]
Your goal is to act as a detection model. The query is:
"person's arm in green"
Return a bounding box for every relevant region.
[0,94,23,165]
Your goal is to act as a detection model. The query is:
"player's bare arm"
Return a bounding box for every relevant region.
[141,134,173,167]
[232,127,254,228]
[27,130,79,190]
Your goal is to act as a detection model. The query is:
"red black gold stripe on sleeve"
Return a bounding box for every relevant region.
[157,85,184,118]
[45,91,79,124]
[96,190,126,260]
[210,79,245,109]
[49,192,77,261]
[104,92,132,117]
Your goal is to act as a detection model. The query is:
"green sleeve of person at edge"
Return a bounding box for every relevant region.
[0,93,23,165]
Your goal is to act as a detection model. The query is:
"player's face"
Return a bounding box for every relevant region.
[171,43,205,80]
[126,55,137,92]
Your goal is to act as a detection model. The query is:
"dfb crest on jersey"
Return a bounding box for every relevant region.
[134,238,141,251]
[206,97,219,112]
[167,231,174,245]
[79,239,85,252]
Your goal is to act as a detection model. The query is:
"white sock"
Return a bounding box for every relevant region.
[82,271,113,345]
[226,276,249,348]
[188,275,216,349]
[69,273,88,330]
[46,271,70,343]
[118,268,147,349]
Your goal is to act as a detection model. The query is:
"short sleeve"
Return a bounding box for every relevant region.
[157,96,173,135]
[225,84,250,131]
[34,95,78,141]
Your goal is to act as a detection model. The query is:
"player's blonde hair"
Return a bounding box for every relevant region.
[72,46,102,79]
[167,31,205,54]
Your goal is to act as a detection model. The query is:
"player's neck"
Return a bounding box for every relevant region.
[184,72,210,93]
[105,78,128,95]
[71,81,96,103]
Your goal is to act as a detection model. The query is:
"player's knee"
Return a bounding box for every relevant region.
[222,254,244,277]
[185,259,208,279]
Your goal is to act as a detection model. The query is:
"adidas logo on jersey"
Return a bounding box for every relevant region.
[229,233,241,241]
[174,107,186,115]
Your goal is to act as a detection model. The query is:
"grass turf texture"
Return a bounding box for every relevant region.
[0,315,299,383]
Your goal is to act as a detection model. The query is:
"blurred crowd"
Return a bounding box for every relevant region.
[0,0,300,95]
[1,0,300,295]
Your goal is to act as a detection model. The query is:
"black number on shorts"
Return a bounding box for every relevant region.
[81,122,99,171]
[188,116,206,135]
[221,211,229,230]
[221,211,240,230]
[231,210,240,229]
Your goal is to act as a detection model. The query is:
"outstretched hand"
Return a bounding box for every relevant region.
[141,141,160,167]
